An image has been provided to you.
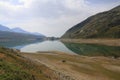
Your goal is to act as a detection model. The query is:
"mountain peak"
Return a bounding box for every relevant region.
[0,24,11,31]
[12,27,30,34]
[0,25,45,37]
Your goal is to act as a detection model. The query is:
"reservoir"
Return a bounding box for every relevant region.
[0,40,120,57]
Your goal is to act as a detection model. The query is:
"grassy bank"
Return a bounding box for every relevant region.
[0,47,57,80]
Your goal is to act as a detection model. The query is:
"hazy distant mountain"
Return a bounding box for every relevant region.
[62,5,120,38]
[12,27,30,34]
[0,24,45,37]
[0,25,11,31]
[0,25,46,41]
[31,32,45,36]
[12,27,45,37]
[32,32,42,35]
[0,31,42,42]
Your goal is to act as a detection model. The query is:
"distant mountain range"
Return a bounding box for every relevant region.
[0,24,11,32]
[62,5,120,38]
[0,25,45,42]
[12,27,45,37]
[11,27,30,34]
[0,25,45,37]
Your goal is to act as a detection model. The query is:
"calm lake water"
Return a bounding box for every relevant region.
[16,40,75,54]
[0,40,120,57]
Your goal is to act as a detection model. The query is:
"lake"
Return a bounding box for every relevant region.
[15,40,75,54]
[0,40,120,57]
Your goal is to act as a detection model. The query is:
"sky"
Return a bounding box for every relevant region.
[0,0,120,37]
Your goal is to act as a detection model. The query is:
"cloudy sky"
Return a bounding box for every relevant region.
[0,0,120,37]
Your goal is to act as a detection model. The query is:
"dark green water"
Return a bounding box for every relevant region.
[63,42,120,57]
[0,40,120,57]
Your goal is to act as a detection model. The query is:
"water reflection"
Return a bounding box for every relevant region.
[0,40,120,57]
[62,42,120,57]
[0,40,43,48]
[20,40,75,54]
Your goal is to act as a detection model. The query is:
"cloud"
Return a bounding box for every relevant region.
[63,0,88,10]
[0,0,119,37]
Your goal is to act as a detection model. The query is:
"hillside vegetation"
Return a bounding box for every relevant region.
[62,5,120,38]
[0,47,57,80]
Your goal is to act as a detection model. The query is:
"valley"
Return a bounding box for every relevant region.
[0,3,120,80]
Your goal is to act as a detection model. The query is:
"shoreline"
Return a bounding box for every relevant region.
[1,47,120,80]
[21,51,120,80]
[60,39,120,46]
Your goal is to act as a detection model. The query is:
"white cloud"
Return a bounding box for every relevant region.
[63,0,88,10]
[0,0,119,37]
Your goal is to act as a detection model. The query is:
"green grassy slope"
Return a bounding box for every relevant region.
[62,5,120,38]
[0,47,53,80]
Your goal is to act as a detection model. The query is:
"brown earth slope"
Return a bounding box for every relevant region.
[22,51,120,80]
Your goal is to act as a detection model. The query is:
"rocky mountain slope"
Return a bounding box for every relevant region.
[62,5,120,38]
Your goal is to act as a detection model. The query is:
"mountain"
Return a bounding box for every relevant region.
[12,27,45,37]
[12,27,30,34]
[0,25,46,42]
[0,31,42,42]
[62,5,120,38]
[0,24,45,37]
[0,24,11,31]
[32,32,45,37]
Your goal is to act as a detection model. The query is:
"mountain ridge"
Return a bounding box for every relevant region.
[0,24,11,31]
[12,27,30,34]
[62,5,120,39]
[0,24,45,37]
[0,24,46,41]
